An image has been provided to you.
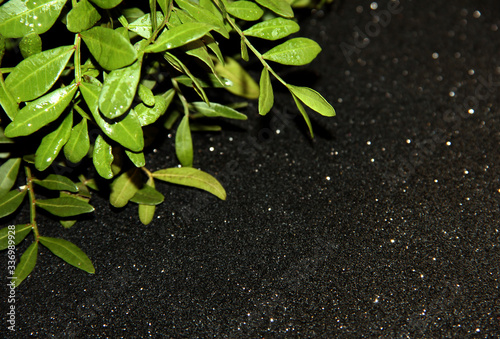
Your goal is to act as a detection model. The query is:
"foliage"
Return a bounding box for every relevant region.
[0,0,335,287]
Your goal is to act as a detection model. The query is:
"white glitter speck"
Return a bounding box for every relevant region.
[449,91,455,97]
[468,108,475,114]
[370,2,378,10]
[209,147,214,151]
[432,52,439,59]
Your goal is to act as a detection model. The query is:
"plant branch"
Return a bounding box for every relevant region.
[25,166,39,240]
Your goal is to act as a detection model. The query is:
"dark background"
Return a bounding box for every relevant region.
[1,0,499,337]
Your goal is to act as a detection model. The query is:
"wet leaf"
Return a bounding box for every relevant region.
[146,22,215,53]
[138,177,156,225]
[138,84,155,106]
[0,158,21,196]
[258,68,273,116]
[99,60,141,119]
[214,57,259,99]
[227,1,264,21]
[174,0,229,38]
[0,73,19,120]
[64,118,90,163]
[89,0,122,9]
[92,135,114,179]
[243,17,299,40]
[19,32,42,58]
[165,52,209,103]
[110,168,142,208]
[5,45,74,102]
[291,92,313,137]
[255,0,293,18]
[81,26,137,70]
[191,101,247,120]
[33,174,78,192]
[36,196,95,217]
[182,40,224,86]
[13,241,38,288]
[125,149,145,167]
[35,113,72,171]
[39,236,95,274]
[131,184,164,205]
[66,0,101,33]
[0,0,68,38]
[175,114,193,167]
[153,167,226,200]
[288,84,335,117]
[262,38,321,66]
[0,189,27,219]
[135,93,172,126]
[0,224,32,250]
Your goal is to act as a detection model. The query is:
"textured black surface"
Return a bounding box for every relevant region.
[2,0,500,337]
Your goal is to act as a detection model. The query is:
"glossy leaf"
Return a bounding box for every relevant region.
[0,158,21,196]
[66,0,101,33]
[13,241,38,288]
[89,0,122,9]
[4,84,77,138]
[138,84,155,106]
[110,168,142,208]
[39,236,95,274]
[5,45,74,102]
[33,174,78,193]
[92,135,114,179]
[258,68,274,116]
[165,52,209,103]
[128,12,165,39]
[99,60,141,119]
[288,84,336,117]
[243,17,299,40]
[214,57,259,99]
[174,0,229,38]
[138,177,156,225]
[240,37,249,61]
[0,224,32,250]
[136,93,172,126]
[227,1,264,21]
[146,22,214,53]
[60,219,77,228]
[64,118,90,163]
[292,93,313,137]
[153,167,226,200]
[35,113,72,171]
[263,38,321,66]
[81,26,137,70]
[0,189,27,219]
[131,184,164,205]
[175,115,193,167]
[183,40,224,86]
[36,196,95,217]
[0,73,19,120]
[191,102,247,120]
[19,32,42,58]
[0,0,67,38]
[125,150,145,167]
[255,0,293,18]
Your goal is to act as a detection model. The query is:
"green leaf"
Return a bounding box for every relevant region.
[19,32,42,58]
[153,167,226,200]
[13,241,38,288]
[227,1,264,21]
[64,118,90,163]
[263,38,321,66]
[175,115,193,167]
[99,60,141,119]
[0,189,27,218]
[240,37,249,61]
[110,168,142,208]
[214,57,259,99]
[39,236,95,274]
[60,219,77,228]
[255,0,293,18]
[287,84,335,117]
[80,26,137,70]
[182,40,224,86]
[36,196,95,217]
[4,84,77,138]
[35,113,73,171]
[0,224,32,250]
[0,73,19,120]
[0,158,21,196]
[125,149,145,167]
[138,84,155,106]
[258,68,274,116]
[190,123,221,132]
[66,0,101,33]
[243,17,299,40]
[291,93,313,137]
[0,34,5,64]
[165,52,209,103]
[80,82,144,152]
[0,0,68,38]
[5,45,74,102]
[191,101,247,120]
[136,93,172,126]
[92,134,114,179]
[174,0,229,38]
[147,22,214,53]
[130,184,164,205]
[137,177,156,225]
[89,0,122,9]
[33,174,78,192]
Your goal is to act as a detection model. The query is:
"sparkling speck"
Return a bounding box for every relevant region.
[367,141,371,145]
[449,91,456,97]
[432,52,439,59]
[406,139,411,144]
[209,147,214,152]
[468,108,475,114]
[464,169,469,174]
[446,141,452,146]
[473,11,481,18]
[370,2,378,10]
[326,176,331,181]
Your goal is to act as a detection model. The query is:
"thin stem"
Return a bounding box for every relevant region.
[24,166,40,240]
[74,34,82,84]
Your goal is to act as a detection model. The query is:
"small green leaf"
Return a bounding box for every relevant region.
[191,101,247,120]
[175,115,193,167]
[0,224,32,250]
[34,113,73,171]
[128,12,164,39]
[89,0,122,9]
[258,68,274,116]
[182,40,224,86]
[5,45,74,102]
[0,73,19,120]
[243,17,299,40]
[36,196,95,217]
[39,236,95,274]
[131,184,164,205]
[240,37,249,61]
[138,84,155,106]
[0,0,67,38]
[135,93,172,126]
[0,158,21,196]
[214,57,259,99]
[92,134,114,179]
[291,93,313,138]
[13,241,38,288]
[255,0,293,18]
[262,38,321,66]
[138,177,156,225]
[147,22,215,53]
[33,174,78,192]
[227,1,264,21]
[19,32,42,58]
[60,220,77,228]
[4,84,77,138]
[190,123,221,132]
[174,0,229,38]
[110,168,142,208]
[81,26,137,70]
[0,189,27,219]
[99,60,141,119]
[287,84,336,117]
[153,167,226,200]
[66,0,101,33]
[125,149,145,167]
[64,118,90,163]
[165,52,209,103]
